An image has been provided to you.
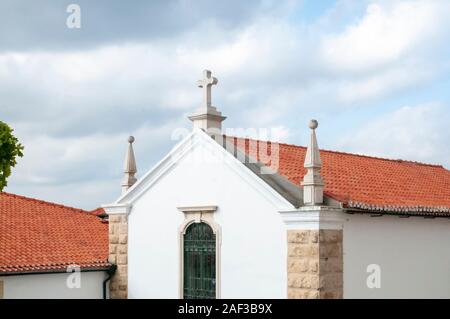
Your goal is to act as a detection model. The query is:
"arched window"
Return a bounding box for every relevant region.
[183,222,216,299]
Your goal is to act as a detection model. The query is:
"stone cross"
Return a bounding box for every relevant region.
[197,69,218,109]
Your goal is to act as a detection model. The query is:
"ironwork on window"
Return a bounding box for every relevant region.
[183,222,216,299]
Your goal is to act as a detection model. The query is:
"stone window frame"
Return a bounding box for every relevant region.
[177,205,221,299]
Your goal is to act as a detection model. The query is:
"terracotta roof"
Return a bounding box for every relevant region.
[0,192,110,274]
[228,136,450,216]
[89,207,107,218]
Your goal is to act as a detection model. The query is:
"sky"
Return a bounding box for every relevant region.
[1,0,450,209]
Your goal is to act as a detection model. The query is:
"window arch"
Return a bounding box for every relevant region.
[183,222,216,299]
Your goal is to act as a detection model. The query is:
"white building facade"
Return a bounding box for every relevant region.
[0,272,107,299]
[103,70,450,299]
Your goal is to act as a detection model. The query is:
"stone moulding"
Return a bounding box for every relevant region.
[102,203,131,215]
[177,205,218,213]
[177,205,221,299]
[279,206,345,230]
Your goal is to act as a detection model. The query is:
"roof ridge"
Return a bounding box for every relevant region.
[0,191,91,214]
[224,135,445,169]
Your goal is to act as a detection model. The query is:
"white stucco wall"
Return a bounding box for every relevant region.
[0,271,106,299]
[127,140,290,298]
[344,214,450,298]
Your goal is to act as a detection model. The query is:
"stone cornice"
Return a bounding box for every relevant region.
[279,206,345,230]
[102,203,131,215]
[177,205,218,213]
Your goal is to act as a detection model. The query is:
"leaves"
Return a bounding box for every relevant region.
[0,121,24,191]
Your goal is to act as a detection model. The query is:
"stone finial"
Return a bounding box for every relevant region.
[121,136,137,194]
[301,120,324,205]
[189,69,226,132]
[309,119,318,130]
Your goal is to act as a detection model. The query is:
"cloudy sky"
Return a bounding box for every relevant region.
[1,0,450,209]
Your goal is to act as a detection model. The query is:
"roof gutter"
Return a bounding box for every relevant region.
[343,207,450,219]
[0,266,113,277]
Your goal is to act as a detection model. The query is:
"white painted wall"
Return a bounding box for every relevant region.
[344,214,450,298]
[127,140,290,298]
[0,271,106,299]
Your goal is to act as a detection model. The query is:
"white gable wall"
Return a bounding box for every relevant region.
[344,214,450,298]
[126,137,291,298]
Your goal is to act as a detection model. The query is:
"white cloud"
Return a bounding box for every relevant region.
[335,63,436,103]
[321,0,450,72]
[6,120,180,209]
[337,102,450,168]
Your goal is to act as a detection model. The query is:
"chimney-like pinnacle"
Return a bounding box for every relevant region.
[301,119,324,205]
[121,136,137,194]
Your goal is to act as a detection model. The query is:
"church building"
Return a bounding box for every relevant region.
[103,70,450,299]
[1,70,450,299]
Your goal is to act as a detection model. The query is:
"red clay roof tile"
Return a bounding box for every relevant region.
[0,192,109,274]
[229,136,450,215]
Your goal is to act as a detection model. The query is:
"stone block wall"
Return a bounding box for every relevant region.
[108,214,128,299]
[287,229,343,299]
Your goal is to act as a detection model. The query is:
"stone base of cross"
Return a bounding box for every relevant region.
[189,70,226,131]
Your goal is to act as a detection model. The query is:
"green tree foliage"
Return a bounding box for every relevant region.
[0,121,24,191]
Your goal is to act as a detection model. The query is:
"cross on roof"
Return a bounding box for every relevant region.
[197,69,218,109]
